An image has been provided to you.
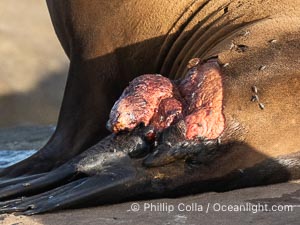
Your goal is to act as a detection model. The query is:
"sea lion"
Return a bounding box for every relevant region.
[0,0,299,214]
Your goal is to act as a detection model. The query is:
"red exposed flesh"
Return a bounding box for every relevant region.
[150,97,183,132]
[107,59,225,141]
[107,74,175,133]
[179,60,225,140]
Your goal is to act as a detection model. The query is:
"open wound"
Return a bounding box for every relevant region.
[107,58,225,142]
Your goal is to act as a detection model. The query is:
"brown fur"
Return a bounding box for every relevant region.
[49,0,299,171]
[2,0,299,179]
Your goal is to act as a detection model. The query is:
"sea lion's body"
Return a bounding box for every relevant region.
[0,0,299,214]
[46,0,300,173]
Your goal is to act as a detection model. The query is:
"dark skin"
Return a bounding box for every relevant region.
[0,122,299,214]
[0,0,299,215]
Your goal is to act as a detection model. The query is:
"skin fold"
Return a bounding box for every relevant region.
[0,0,299,214]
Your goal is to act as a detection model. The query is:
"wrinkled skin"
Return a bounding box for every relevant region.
[0,0,300,215]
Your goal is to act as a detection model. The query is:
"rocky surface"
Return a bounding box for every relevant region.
[0,126,54,150]
[0,126,299,225]
[1,181,300,225]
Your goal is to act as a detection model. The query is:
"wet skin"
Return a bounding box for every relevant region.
[0,0,300,214]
